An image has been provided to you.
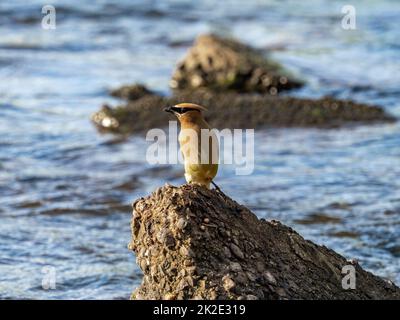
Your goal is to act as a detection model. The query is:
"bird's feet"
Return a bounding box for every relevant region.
[211,181,222,193]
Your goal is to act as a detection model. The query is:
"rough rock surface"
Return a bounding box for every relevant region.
[92,88,395,134]
[170,34,302,93]
[129,184,400,300]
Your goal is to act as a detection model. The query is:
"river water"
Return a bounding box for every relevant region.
[0,0,399,299]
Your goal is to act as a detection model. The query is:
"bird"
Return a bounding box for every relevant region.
[164,103,219,189]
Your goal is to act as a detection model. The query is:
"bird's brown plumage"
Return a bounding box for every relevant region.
[166,103,219,189]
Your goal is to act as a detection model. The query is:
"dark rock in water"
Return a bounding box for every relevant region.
[170,34,303,94]
[110,83,153,101]
[92,36,395,134]
[91,87,396,135]
[129,184,400,300]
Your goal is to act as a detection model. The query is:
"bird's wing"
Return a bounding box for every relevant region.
[179,127,219,165]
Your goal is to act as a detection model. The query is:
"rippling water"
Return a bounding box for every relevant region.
[0,0,399,299]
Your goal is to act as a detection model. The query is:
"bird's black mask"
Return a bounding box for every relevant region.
[164,106,198,114]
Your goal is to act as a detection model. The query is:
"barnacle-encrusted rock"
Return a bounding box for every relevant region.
[92,88,395,134]
[170,34,302,93]
[129,184,400,300]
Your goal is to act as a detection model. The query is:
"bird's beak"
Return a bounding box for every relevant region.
[164,106,173,113]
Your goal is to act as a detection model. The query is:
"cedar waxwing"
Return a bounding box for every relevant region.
[164,103,219,189]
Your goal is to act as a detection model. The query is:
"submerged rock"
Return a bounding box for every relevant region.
[92,88,395,134]
[129,184,400,300]
[170,34,302,93]
[110,83,153,101]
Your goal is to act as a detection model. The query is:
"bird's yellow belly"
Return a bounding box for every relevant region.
[184,162,218,187]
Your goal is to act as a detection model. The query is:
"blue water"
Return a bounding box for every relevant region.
[0,0,399,299]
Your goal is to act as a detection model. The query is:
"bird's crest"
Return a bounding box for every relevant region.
[175,103,208,112]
